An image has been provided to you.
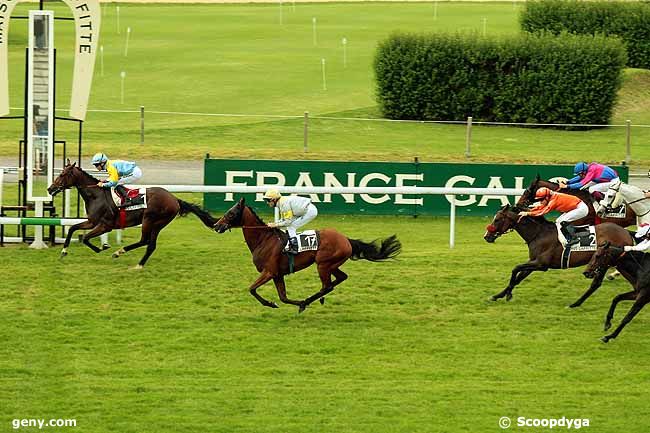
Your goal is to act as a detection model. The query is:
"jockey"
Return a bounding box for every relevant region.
[561,161,619,200]
[91,153,143,208]
[518,187,588,245]
[624,224,650,252]
[263,189,318,254]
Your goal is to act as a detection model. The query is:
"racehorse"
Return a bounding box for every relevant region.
[583,242,650,343]
[213,197,401,312]
[484,204,633,306]
[47,160,218,268]
[517,175,636,227]
[598,179,650,226]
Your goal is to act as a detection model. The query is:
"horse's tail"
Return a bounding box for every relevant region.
[347,234,401,262]
[177,200,217,229]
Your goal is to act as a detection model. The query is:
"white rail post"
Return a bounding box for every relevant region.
[0,169,3,211]
[29,198,48,249]
[140,105,145,145]
[449,196,456,249]
[626,119,631,164]
[465,116,472,158]
[303,111,309,153]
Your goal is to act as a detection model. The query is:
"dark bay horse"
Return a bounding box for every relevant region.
[47,160,218,268]
[584,242,650,343]
[213,197,401,312]
[484,204,633,306]
[516,175,637,227]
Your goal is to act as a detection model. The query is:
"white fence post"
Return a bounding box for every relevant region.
[449,197,456,249]
[626,119,631,164]
[29,199,48,249]
[465,116,472,158]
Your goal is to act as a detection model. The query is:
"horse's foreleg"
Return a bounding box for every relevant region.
[569,269,606,308]
[60,220,95,257]
[602,293,650,343]
[273,276,303,307]
[249,271,278,308]
[81,225,112,253]
[491,263,543,302]
[604,290,637,331]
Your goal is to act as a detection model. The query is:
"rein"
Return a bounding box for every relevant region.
[242,225,273,229]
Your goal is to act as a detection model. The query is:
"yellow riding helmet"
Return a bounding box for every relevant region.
[263,189,281,200]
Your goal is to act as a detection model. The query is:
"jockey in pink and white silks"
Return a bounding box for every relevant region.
[561,162,619,199]
[263,189,318,254]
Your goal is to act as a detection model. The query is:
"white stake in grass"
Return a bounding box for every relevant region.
[100,45,104,77]
[279,0,283,25]
[124,27,131,57]
[342,37,347,68]
[312,17,317,46]
[321,58,327,91]
[120,71,126,104]
[116,6,120,34]
[433,1,438,20]
[482,18,487,36]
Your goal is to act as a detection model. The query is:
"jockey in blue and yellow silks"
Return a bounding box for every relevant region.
[91,153,143,207]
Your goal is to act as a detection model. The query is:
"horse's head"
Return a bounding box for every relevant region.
[47,159,80,196]
[484,204,520,243]
[214,197,245,233]
[583,241,624,279]
[596,179,623,216]
[516,174,541,208]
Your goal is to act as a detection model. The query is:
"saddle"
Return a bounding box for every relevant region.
[559,225,597,268]
[110,187,147,210]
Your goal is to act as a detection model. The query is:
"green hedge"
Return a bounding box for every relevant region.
[374,32,626,125]
[521,0,650,69]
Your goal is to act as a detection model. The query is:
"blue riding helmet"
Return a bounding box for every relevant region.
[91,153,108,165]
[573,161,588,176]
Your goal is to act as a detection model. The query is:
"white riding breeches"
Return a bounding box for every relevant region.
[556,202,589,224]
[116,166,142,185]
[588,178,619,194]
[286,204,318,237]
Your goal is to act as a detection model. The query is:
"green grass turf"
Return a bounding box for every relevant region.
[3,3,650,166]
[1,212,648,432]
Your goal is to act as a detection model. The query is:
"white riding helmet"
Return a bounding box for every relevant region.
[91,153,108,165]
[263,189,281,200]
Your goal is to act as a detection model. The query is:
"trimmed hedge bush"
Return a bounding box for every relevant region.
[374,32,626,124]
[521,0,650,69]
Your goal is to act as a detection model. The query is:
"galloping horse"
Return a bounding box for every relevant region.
[484,204,633,306]
[583,242,650,342]
[47,160,218,268]
[517,175,636,227]
[213,197,401,312]
[598,179,650,226]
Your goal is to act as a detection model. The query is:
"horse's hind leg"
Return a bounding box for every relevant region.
[137,218,174,268]
[604,290,636,331]
[299,260,346,313]
[602,292,650,343]
[273,276,303,307]
[569,269,606,308]
[113,220,152,259]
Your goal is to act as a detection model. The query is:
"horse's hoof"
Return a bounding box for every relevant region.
[59,250,68,259]
[298,303,307,313]
[600,336,610,344]
[489,295,498,302]
[506,294,513,301]
[270,302,279,309]
[568,303,580,309]
[131,265,143,270]
[604,322,612,331]
[606,275,615,281]
[102,244,110,250]
[319,297,325,305]
[112,253,119,259]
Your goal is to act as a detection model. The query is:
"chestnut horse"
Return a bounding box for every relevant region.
[47,160,218,268]
[214,197,401,312]
[583,242,650,343]
[484,204,633,306]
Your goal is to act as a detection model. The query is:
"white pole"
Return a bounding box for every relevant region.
[279,0,283,25]
[312,17,317,46]
[449,198,456,249]
[482,18,487,36]
[100,45,104,77]
[0,169,4,210]
[120,71,126,104]
[100,233,109,247]
[433,1,438,20]
[116,6,120,34]
[292,0,295,12]
[342,37,347,68]
[29,199,48,249]
[321,58,327,91]
[116,229,122,245]
[124,27,131,57]
[64,189,71,236]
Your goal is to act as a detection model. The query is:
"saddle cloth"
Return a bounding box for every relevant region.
[599,204,626,219]
[291,230,320,253]
[558,224,597,251]
[110,187,147,211]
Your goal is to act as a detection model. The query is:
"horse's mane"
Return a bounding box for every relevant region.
[73,165,100,183]
[245,204,266,225]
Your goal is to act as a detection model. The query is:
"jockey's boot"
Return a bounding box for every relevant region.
[561,221,579,246]
[115,185,131,207]
[285,236,299,254]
